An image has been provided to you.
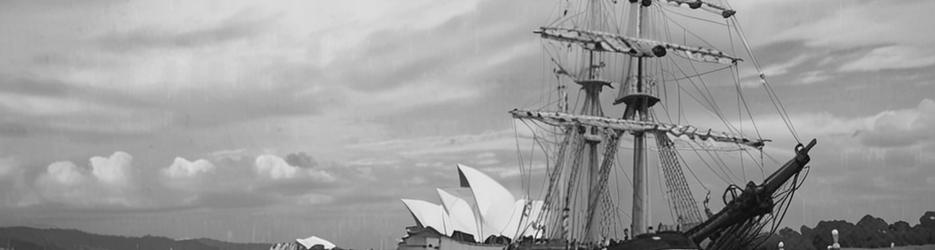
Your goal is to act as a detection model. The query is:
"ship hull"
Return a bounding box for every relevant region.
[513,232,700,250]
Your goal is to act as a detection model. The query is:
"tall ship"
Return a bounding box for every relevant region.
[398,0,816,249]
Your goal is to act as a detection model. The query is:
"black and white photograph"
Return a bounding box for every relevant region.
[0,0,933,249]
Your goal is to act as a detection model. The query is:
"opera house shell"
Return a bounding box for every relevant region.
[397,164,544,250]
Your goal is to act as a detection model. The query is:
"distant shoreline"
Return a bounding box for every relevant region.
[759,211,935,250]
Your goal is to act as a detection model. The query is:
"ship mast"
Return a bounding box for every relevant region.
[624,0,654,236]
[523,0,752,243]
[514,0,817,247]
[578,0,606,242]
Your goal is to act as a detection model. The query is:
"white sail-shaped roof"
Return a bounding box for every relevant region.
[296,236,336,250]
[456,164,516,238]
[437,188,480,239]
[401,199,452,235]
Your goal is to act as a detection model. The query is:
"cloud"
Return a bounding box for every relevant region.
[162,157,216,179]
[0,0,538,150]
[284,152,318,168]
[839,46,935,72]
[42,161,88,186]
[97,9,273,52]
[0,74,76,97]
[0,92,171,133]
[858,99,935,147]
[746,99,934,150]
[738,1,935,49]
[208,148,248,160]
[760,54,811,77]
[255,154,300,179]
[347,129,523,169]
[0,5,328,135]
[729,1,935,87]
[254,154,335,182]
[89,151,134,186]
[0,1,932,247]
[17,150,350,210]
[34,151,139,207]
[0,120,29,137]
[706,97,935,228]
[0,156,38,208]
[0,75,179,140]
[308,0,546,139]
[798,70,832,85]
[0,157,17,179]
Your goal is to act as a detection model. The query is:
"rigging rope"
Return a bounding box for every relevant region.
[656,132,706,226]
[729,17,802,143]
[519,1,808,247]
[583,129,623,241]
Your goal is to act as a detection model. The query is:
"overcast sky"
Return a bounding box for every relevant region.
[1,0,934,249]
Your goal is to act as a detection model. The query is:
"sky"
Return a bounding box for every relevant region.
[0,0,934,249]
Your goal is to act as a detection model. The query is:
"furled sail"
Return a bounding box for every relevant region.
[510,109,768,149]
[535,27,742,64]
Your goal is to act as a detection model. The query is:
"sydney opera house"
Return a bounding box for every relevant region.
[397,164,544,250]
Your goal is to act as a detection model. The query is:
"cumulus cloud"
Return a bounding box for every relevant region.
[162,157,216,179]
[43,161,88,186]
[20,150,347,209]
[34,152,139,207]
[255,154,299,179]
[89,151,134,186]
[254,154,335,182]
